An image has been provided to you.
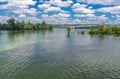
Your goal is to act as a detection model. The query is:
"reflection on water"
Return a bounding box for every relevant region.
[0,30,53,50]
[90,35,105,42]
[66,33,71,39]
[0,29,120,79]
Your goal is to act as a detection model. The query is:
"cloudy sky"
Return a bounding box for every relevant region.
[0,0,120,24]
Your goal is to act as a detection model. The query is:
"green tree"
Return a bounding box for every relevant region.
[15,21,25,30]
[98,22,106,34]
[7,18,15,30]
[36,23,41,29]
[89,27,98,34]
[41,21,48,30]
[20,20,25,30]
[66,26,72,35]
[41,21,46,25]
[99,22,106,28]
[0,23,2,30]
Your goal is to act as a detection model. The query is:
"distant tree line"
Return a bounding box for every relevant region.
[89,22,120,35]
[0,18,53,30]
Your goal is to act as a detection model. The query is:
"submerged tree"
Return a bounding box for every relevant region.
[66,26,72,35]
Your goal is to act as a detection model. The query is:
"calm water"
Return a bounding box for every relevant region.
[0,29,120,79]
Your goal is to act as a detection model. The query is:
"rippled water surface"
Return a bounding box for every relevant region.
[0,29,120,79]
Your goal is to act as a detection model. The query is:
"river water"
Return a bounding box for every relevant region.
[0,29,120,79]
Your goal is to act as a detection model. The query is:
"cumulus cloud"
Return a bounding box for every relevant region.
[77,0,120,5]
[72,3,87,9]
[72,19,81,24]
[74,13,96,18]
[55,13,70,18]
[41,13,71,24]
[0,0,37,16]
[38,3,69,13]
[13,8,37,16]
[72,3,94,14]
[19,14,26,18]
[0,0,36,9]
[44,6,62,12]
[38,3,50,9]
[98,14,108,20]
[45,0,73,7]
[97,5,120,14]
[42,13,70,20]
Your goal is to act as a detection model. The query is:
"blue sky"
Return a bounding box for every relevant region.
[0,0,120,24]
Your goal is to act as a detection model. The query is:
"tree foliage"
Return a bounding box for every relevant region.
[66,26,72,34]
[0,18,53,31]
[89,23,120,35]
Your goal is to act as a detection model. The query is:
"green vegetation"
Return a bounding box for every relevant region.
[66,26,72,38]
[81,30,85,35]
[77,30,85,35]
[0,18,53,31]
[66,26,72,34]
[89,23,120,35]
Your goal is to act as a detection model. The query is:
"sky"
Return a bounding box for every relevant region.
[0,0,120,24]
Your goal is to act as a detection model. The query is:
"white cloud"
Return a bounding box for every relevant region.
[42,13,70,19]
[0,0,120,24]
[38,4,50,9]
[85,14,109,24]
[0,14,118,24]
[98,14,108,20]
[45,0,73,7]
[74,14,109,24]
[72,19,81,24]
[0,15,10,23]
[74,13,109,24]
[97,5,120,14]
[57,13,70,18]
[116,15,120,18]
[111,15,115,18]
[72,3,87,9]
[0,0,37,16]
[87,0,114,5]
[38,3,69,13]
[41,13,71,24]
[0,15,42,23]
[41,14,49,18]
[77,0,120,5]
[13,8,37,16]
[0,0,36,9]
[72,3,94,14]
[8,0,35,6]
[0,0,7,2]
[74,13,96,18]
[44,6,62,13]
[19,14,26,18]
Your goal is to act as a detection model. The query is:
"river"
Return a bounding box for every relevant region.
[0,29,120,79]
